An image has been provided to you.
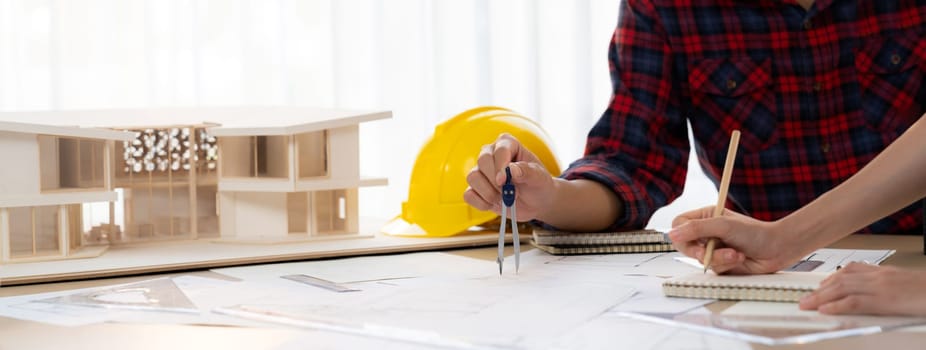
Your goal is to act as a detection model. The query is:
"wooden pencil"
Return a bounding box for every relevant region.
[703,130,741,273]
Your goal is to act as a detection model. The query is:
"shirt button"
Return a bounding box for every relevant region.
[813,82,823,92]
[726,79,737,90]
[803,20,812,30]
[891,54,903,66]
[822,143,830,153]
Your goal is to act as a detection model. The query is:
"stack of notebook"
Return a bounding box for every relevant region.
[530,228,674,255]
[662,271,828,302]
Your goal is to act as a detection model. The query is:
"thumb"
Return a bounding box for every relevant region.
[496,162,550,186]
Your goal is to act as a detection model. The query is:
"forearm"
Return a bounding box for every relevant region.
[535,178,623,232]
[779,115,926,250]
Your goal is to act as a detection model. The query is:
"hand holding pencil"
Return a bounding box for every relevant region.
[702,130,740,273]
[668,130,801,275]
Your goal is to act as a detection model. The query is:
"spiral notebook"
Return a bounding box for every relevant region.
[663,271,829,302]
[531,228,674,255]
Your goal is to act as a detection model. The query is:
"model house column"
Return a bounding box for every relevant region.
[0,208,9,262]
[57,205,69,257]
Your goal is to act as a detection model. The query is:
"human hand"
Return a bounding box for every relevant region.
[799,263,926,316]
[668,206,801,274]
[463,133,555,221]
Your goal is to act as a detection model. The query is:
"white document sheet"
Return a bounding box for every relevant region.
[0,276,252,327]
[620,299,926,346]
[1,296,124,326]
[722,301,819,317]
[799,248,895,273]
[539,251,711,279]
[542,252,671,269]
[540,311,752,350]
[212,251,498,284]
[608,275,714,314]
[217,265,637,349]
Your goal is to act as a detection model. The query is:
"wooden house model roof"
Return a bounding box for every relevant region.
[0,120,134,141]
[0,106,390,136]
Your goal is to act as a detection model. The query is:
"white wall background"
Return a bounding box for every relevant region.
[0,0,715,230]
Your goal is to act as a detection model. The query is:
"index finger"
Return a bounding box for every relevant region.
[672,206,715,228]
[668,217,733,246]
[492,134,522,185]
[476,144,500,189]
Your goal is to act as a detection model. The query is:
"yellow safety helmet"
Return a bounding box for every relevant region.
[382,106,561,237]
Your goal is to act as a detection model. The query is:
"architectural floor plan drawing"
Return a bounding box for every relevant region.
[216,264,639,348]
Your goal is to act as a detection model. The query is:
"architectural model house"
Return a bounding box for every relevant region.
[0,107,389,264]
[210,110,388,241]
[0,120,134,262]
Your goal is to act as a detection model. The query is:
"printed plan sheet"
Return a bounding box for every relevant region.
[0,247,909,349]
[798,248,895,273]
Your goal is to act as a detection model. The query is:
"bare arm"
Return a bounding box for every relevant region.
[537,178,623,232]
[670,114,926,274]
[777,114,926,250]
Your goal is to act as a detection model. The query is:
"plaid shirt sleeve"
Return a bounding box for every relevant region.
[537,0,925,235]
[553,0,690,231]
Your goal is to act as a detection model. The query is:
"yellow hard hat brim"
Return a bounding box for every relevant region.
[381,215,497,237]
[381,215,429,237]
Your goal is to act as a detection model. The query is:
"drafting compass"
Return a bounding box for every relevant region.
[497,166,520,274]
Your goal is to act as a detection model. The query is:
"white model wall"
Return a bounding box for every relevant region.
[219,191,288,239]
[327,125,359,181]
[37,136,60,191]
[0,132,40,197]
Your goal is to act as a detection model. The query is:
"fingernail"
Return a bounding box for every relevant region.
[725,251,735,260]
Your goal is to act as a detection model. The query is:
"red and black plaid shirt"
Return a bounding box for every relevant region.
[560,0,925,234]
